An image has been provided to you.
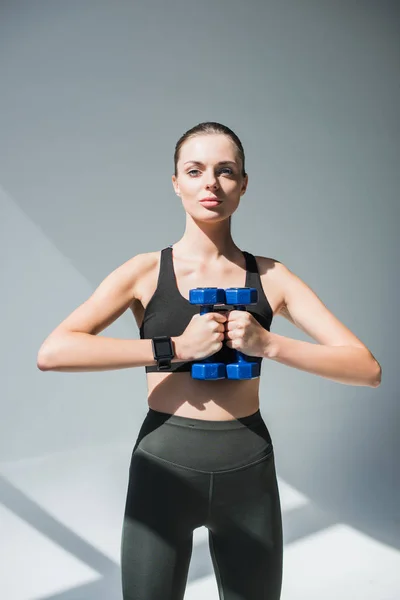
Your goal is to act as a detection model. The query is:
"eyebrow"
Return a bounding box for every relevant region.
[183,160,237,166]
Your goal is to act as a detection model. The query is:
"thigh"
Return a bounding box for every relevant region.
[121,448,207,600]
[121,517,193,600]
[207,453,283,600]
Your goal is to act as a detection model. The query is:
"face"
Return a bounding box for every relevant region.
[172,134,248,222]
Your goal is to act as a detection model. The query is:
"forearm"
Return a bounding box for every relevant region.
[265,332,381,387]
[37,333,183,373]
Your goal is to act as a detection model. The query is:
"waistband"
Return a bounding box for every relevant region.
[146,408,264,430]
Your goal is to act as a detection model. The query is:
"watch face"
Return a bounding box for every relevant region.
[155,339,173,358]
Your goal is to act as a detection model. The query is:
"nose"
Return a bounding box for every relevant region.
[205,171,219,190]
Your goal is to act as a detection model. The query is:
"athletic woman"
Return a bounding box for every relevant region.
[37,122,382,600]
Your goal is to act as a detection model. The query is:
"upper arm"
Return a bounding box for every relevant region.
[274,262,368,349]
[42,254,147,341]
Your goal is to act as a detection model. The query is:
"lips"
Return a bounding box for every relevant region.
[200,197,222,203]
[200,198,222,207]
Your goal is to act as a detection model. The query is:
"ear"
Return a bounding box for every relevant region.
[171,175,181,196]
[240,174,249,196]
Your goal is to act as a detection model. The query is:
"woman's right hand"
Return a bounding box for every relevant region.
[173,312,228,362]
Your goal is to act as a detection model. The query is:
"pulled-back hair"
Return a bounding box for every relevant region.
[174,122,246,177]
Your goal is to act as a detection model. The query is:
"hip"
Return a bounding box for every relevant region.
[131,405,274,473]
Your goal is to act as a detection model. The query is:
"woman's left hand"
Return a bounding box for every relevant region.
[224,310,271,357]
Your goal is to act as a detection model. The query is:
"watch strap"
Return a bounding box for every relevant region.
[151,336,174,371]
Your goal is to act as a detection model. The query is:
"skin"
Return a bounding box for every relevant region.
[132,132,380,418]
[37,133,381,421]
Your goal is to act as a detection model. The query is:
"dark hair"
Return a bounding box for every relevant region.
[174,122,247,177]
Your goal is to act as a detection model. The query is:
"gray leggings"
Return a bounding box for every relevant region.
[121,408,283,599]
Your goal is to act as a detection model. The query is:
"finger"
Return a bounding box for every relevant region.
[203,312,223,322]
[211,312,228,322]
[226,310,242,320]
[225,329,238,340]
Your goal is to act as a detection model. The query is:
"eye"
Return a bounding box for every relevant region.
[187,167,234,177]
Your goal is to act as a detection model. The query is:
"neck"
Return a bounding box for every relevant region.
[173,216,240,260]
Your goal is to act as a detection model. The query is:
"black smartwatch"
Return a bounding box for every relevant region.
[151,336,175,371]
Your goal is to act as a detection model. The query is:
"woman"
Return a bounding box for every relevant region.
[37,122,381,600]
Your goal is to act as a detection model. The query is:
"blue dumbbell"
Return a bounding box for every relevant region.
[189,287,227,380]
[224,287,260,380]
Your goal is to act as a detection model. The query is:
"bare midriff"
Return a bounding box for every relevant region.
[146,372,261,421]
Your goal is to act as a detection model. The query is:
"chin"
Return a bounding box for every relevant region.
[194,213,231,224]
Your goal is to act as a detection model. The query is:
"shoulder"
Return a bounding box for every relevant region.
[253,257,321,302]
[130,250,160,271]
[125,249,163,300]
[252,254,295,316]
[100,251,160,298]
[252,254,292,288]
[252,254,284,275]
[110,251,156,281]
[247,254,287,316]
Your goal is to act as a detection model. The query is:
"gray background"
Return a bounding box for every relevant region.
[1,1,399,598]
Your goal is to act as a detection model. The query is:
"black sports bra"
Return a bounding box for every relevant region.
[139,246,273,373]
